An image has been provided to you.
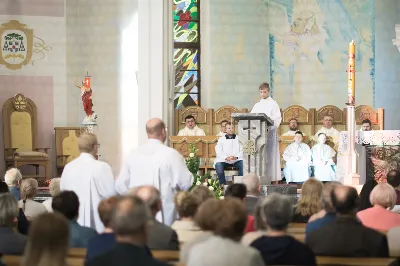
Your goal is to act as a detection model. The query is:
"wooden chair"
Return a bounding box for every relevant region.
[315,105,346,151]
[174,106,212,135]
[2,93,50,181]
[279,105,315,137]
[54,127,82,176]
[354,105,385,130]
[212,106,248,135]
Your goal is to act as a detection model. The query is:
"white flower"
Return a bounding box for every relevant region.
[219,196,224,199]
[189,153,195,158]
[208,186,214,191]
[202,182,208,186]
[196,181,201,185]
[208,179,212,184]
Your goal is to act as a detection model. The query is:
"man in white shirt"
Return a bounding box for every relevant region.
[177,115,206,136]
[311,133,337,182]
[217,120,229,137]
[250,82,282,183]
[60,132,116,232]
[214,122,243,186]
[283,131,312,184]
[315,115,341,144]
[282,118,303,136]
[116,118,193,226]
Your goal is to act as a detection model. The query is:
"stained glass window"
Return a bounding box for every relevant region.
[173,0,200,109]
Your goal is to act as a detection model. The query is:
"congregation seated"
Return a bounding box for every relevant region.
[306,185,389,257]
[86,196,169,266]
[171,192,207,244]
[19,178,47,220]
[0,182,29,235]
[306,182,341,236]
[283,131,312,184]
[0,193,26,255]
[292,178,323,223]
[311,133,337,182]
[214,122,243,186]
[282,118,305,136]
[357,183,400,231]
[4,168,22,201]
[186,198,265,266]
[225,184,255,233]
[177,115,206,136]
[386,170,400,213]
[42,177,61,212]
[242,173,261,215]
[22,212,69,266]
[314,115,341,144]
[86,196,119,262]
[358,179,378,211]
[245,193,316,266]
[52,191,97,248]
[131,186,179,250]
[217,119,229,137]
[190,185,215,205]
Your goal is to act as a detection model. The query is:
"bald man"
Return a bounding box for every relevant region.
[314,115,341,144]
[60,132,116,232]
[115,118,193,226]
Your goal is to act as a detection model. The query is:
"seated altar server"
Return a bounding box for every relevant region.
[60,132,116,232]
[116,118,193,226]
[360,119,372,131]
[250,82,282,182]
[312,133,337,182]
[315,115,341,144]
[217,120,229,137]
[282,118,305,136]
[214,122,243,185]
[178,115,206,136]
[283,131,312,183]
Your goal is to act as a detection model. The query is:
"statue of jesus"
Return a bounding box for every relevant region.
[74,77,97,123]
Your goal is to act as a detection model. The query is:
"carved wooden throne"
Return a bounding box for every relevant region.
[2,93,51,180]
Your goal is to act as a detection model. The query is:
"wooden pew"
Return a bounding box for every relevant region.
[2,255,85,266]
[152,250,180,262]
[316,257,397,266]
[69,247,87,258]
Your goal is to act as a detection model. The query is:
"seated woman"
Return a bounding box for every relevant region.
[357,183,400,231]
[292,178,323,223]
[19,178,47,220]
[22,212,69,266]
[244,193,316,266]
[42,178,61,212]
[86,196,119,262]
[172,192,207,244]
[186,198,264,266]
[0,181,29,235]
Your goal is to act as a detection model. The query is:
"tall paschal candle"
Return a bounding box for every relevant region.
[347,40,356,105]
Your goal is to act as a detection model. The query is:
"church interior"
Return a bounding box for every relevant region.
[1,0,400,265]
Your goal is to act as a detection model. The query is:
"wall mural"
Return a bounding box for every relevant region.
[266,0,375,108]
[0,20,51,70]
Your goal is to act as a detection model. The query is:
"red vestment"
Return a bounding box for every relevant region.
[81,89,94,116]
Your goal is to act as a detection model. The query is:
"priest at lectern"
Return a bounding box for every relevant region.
[250,82,282,182]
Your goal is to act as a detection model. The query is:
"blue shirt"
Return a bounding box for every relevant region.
[86,233,116,262]
[69,220,97,248]
[9,186,21,201]
[306,212,336,237]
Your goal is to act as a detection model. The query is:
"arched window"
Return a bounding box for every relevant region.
[173,0,200,109]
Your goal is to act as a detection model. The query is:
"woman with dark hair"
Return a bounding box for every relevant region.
[358,179,378,211]
[0,181,29,235]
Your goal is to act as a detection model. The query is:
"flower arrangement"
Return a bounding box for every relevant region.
[186,143,223,199]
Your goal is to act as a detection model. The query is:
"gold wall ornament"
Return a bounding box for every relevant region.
[13,93,27,111]
[243,140,256,155]
[0,20,51,70]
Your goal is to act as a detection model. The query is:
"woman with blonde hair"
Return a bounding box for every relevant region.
[42,178,61,212]
[292,178,323,223]
[172,191,206,244]
[19,178,47,220]
[22,212,69,266]
[357,183,400,231]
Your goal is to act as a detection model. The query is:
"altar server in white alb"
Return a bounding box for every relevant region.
[115,118,194,226]
[214,122,243,185]
[312,133,337,182]
[283,131,312,184]
[60,132,116,232]
[178,115,206,136]
[250,82,282,182]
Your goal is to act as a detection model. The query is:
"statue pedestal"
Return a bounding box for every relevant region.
[232,113,273,184]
